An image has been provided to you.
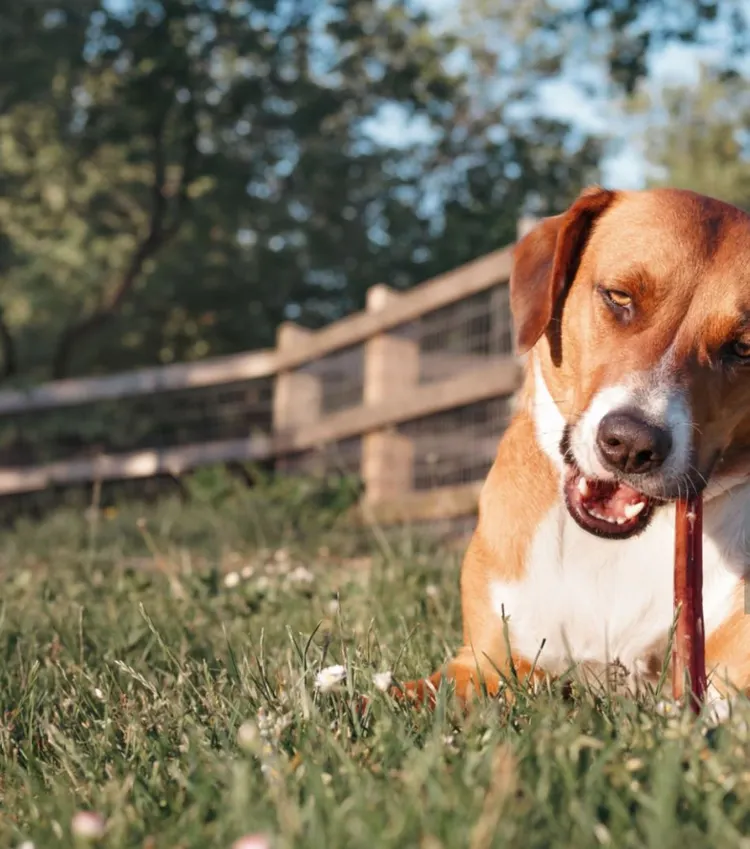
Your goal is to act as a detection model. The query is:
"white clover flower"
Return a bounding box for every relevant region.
[655,699,678,716]
[593,823,611,845]
[240,565,255,579]
[18,841,35,849]
[223,571,241,588]
[71,811,106,840]
[93,688,105,702]
[274,547,290,562]
[231,835,271,849]
[315,664,347,692]
[425,584,439,599]
[236,720,259,752]
[372,671,392,692]
[326,597,340,615]
[288,566,314,584]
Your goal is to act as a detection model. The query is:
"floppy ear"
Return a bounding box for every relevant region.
[510,186,616,360]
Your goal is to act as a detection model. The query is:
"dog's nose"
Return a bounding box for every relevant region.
[596,411,672,475]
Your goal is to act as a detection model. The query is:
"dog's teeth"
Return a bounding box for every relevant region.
[616,517,626,525]
[578,477,590,497]
[624,502,646,520]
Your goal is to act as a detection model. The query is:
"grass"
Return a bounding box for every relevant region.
[2,470,750,848]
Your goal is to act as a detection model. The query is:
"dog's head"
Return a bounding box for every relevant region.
[512,185,750,539]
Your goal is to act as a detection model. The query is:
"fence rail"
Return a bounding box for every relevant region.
[0,236,527,522]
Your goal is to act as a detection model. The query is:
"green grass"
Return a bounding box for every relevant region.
[2,471,750,848]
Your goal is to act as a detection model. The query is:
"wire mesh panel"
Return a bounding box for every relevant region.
[0,376,274,466]
[0,250,519,515]
[398,397,510,491]
[276,437,362,480]
[414,284,513,384]
[298,344,364,415]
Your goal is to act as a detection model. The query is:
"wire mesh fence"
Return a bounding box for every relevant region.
[0,377,274,466]
[0,246,519,524]
[274,281,516,500]
[399,398,510,491]
[276,437,362,480]
[298,344,364,415]
[416,284,513,384]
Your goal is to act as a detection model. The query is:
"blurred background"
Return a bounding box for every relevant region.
[0,0,746,520]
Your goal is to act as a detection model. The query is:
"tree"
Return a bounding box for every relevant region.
[629,68,750,206]
[0,0,606,382]
[0,0,99,379]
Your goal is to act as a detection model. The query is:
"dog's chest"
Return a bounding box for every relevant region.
[489,489,750,674]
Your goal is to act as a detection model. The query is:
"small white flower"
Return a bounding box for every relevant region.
[224,571,241,588]
[593,823,611,845]
[425,584,439,599]
[315,664,347,692]
[241,565,255,579]
[373,671,392,692]
[93,688,105,702]
[655,699,679,716]
[18,841,35,849]
[289,566,314,584]
[231,835,271,849]
[236,721,259,752]
[71,811,106,840]
[326,597,340,615]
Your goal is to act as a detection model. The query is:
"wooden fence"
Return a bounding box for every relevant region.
[0,232,528,523]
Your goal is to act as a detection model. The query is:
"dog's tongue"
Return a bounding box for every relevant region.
[575,475,648,524]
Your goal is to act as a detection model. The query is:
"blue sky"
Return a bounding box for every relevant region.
[103,0,718,189]
[412,0,725,190]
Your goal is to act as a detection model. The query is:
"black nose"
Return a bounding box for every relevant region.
[596,411,673,475]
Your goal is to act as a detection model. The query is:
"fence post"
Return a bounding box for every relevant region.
[361,285,419,505]
[272,323,322,469]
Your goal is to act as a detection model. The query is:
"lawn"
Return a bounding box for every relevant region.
[2,470,750,849]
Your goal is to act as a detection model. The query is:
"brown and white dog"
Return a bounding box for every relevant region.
[398,186,750,717]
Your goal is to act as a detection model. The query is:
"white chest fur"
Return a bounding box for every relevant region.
[489,490,748,675]
[491,356,750,678]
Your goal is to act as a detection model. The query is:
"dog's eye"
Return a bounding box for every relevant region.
[599,287,633,313]
[731,338,750,360]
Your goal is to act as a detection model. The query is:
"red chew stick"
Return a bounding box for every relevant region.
[672,493,707,712]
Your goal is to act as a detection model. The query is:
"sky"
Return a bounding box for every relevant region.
[102,0,720,189]
[412,0,726,190]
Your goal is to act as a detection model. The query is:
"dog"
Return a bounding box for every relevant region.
[395,186,750,716]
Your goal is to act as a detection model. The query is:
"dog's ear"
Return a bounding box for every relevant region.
[510,186,616,359]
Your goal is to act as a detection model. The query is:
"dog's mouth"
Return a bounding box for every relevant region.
[563,463,658,539]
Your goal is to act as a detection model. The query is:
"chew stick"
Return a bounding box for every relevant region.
[672,493,707,712]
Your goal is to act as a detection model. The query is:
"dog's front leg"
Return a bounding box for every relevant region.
[392,648,547,711]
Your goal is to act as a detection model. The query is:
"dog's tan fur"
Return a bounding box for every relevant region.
[392,187,750,711]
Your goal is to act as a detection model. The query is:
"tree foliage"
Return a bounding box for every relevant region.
[0,0,609,381]
[632,68,750,206]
